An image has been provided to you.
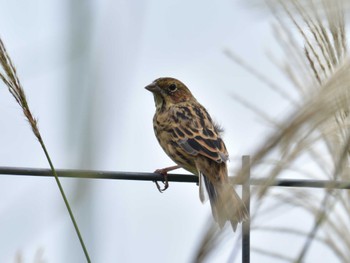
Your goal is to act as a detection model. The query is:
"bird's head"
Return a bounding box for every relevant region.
[145,77,195,110]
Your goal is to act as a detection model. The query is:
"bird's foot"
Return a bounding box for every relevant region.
[154,168,169,193]
[153,165,180,193]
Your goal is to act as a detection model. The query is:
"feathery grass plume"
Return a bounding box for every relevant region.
[0,38,91,262]
[194,0,350,261]
[14,249,47,263]
[193,223,224,263]
[258,1,350,261]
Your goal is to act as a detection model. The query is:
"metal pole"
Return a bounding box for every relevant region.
[242,156,250,263]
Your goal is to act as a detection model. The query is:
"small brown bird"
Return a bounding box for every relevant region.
[145,77,248,230]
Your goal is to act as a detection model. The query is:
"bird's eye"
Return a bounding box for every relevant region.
[168,83,177,92]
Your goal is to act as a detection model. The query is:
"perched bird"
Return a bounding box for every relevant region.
[145,77,248,231]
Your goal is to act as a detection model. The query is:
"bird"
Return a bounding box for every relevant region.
[145,77,248,231]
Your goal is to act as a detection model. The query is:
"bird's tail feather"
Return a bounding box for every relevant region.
[203,174,248,231]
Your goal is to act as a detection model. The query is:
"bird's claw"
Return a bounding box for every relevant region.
[154,169,169,193]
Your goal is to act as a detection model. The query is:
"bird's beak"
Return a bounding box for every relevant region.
[145,83,161,93]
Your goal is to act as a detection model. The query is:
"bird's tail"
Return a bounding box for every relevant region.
[203,174,248,231]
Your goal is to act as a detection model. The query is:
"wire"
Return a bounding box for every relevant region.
[1,166,350,189]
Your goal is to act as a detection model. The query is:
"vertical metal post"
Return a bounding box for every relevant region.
[242,155,250,263]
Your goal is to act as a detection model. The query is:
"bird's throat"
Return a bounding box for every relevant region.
[154,94,166,112]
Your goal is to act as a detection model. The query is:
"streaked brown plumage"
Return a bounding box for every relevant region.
[145,77,248,230]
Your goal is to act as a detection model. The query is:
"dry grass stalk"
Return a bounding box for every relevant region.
[0,37,91,262]
[0,38,40,139]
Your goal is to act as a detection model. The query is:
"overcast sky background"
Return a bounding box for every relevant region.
[0,1,338,262]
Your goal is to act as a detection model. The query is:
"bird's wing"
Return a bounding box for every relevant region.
[173,105,229,164]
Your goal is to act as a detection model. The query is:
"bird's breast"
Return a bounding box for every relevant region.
[153,110,197,174]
